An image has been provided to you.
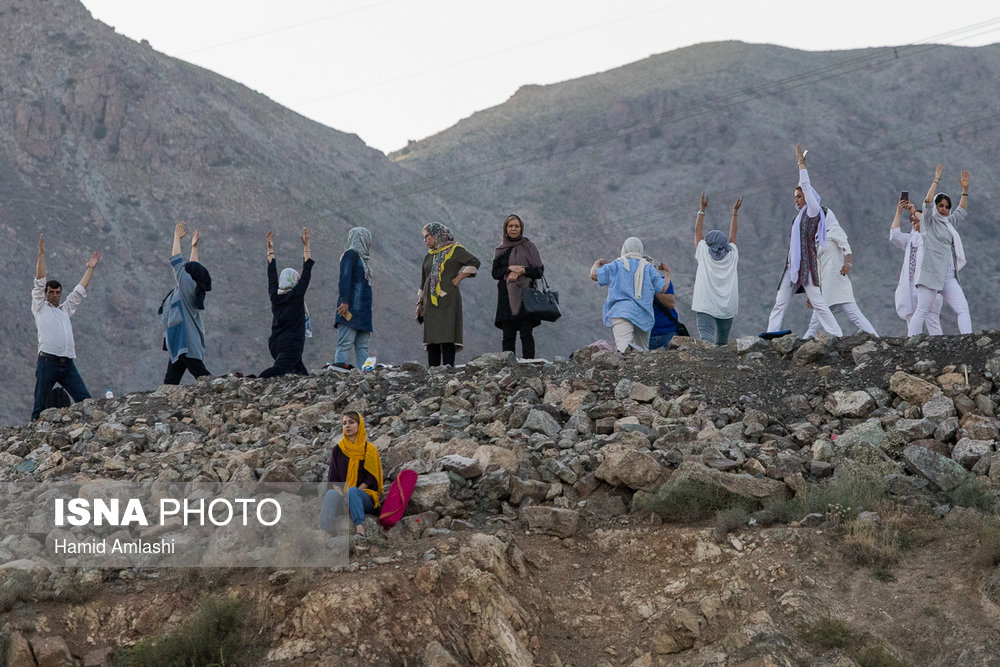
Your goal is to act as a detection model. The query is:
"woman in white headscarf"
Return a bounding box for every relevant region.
[890,199,943,335]
[907,165,972,336]
[259,228,313,378]
[590,237,668,352]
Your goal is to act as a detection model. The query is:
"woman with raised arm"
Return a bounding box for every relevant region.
[890,199,942,335]
[692,193,742,345]
[161,221,212,384]
[417,223,480,367]
[492,214,544,359]
[259,228,313,378]
[907,166,971,335]
[590,237,667,352]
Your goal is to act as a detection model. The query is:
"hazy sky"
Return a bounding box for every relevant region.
[81,1,1000,153]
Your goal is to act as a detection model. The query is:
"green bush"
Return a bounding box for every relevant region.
[0,571,36,613]
[116,595,259,667]
[948,480,1000,514]
[636,478,756,522]
[800,615,905,667]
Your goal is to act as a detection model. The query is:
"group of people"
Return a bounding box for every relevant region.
[29,145,975,420]
[587,146,973,352]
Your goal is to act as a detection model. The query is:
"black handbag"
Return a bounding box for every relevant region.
[655,298,689,337]
[522,275,561,322]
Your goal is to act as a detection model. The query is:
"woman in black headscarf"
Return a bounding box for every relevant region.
[161,221,212,384]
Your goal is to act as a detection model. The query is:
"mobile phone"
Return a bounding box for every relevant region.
[900,191,909,202]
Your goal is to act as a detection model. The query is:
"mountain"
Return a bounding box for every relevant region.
[392,39,1000,346]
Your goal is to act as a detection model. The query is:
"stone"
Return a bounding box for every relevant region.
[423,640,462,667]
[410,472,452,511]
[937,372,966,392]
[833,420,887,462]
[824,390,875,418]
[33,636,74,667]
[922,393,957,420]
[522,409,562,437]
[934,417,960,442]
[579,495,627,517]
[296,400,339,423]
[809,460,834,478]
[509,477,550,505]
[771,334,796,356]
[890,371,940,406]
[885,473,929,495]
[903,445,970,491]
[951,438,995,469]
[628,382,658,403]
[478,469,511,500]
[888,418,937,444]
[736,336,765,354]
[439,454,482,479]
[851,341,878,365]
[959,414,1000,441]
[521,506,580,538]
[793,339,828,365]
[4,632,35,667]
[83,648,114,667]
[595,447,665,490]
[667,461,789,500]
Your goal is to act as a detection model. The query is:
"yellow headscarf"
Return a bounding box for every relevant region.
[336,415,384,507]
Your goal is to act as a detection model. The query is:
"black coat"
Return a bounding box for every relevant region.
[492,249,543,328]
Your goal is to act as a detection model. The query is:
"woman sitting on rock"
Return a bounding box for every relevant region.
[320,411,384,540]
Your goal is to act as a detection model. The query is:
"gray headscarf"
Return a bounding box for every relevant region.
[704,230,731,261]
[344,227,373,284]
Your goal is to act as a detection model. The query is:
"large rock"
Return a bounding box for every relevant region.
[32,636,74,667]
[509,477,550,505]
[4,632,35,667]
[833,420,887,462]
[888,418,937,444]
[824,390,875,418]
[922,393,957,420]
[409,472,452,511]
[959,414,1000,441]
[440,454,482,479]
[903,445,969,491]
[668,461,789,500]
[951,438,995,469]
[595,447,665,490]
[793,339,828,365]
[520,506,580,538]
[521,409,561,437]
[296,401,339,423]
[890,371,940,406]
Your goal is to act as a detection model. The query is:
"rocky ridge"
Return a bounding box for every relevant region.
[2,332,1000,665]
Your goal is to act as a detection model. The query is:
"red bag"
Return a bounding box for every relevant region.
[378,469,417,529]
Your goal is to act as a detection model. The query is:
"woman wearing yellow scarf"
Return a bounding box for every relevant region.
[323,411,383,539]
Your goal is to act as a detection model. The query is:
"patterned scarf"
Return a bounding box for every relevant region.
[424,223,458,307]
[704,230,731,261]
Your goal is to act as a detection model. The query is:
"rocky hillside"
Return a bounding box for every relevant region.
[393,40,1000,345]
[2,332,1000,664]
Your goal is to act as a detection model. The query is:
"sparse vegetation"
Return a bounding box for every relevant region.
[0,571,36,613]
[115,594,263,667]
[642,478,755,522]
[975,516,1000,568]
[800,614,905,667]
[947,479,1000,514]
[713,505,752,540]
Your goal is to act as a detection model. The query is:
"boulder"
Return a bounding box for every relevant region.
[522,409,561,437]
[595,447,665,490]
[409,472,452,511]
[439,454,482,479]
[824,390,875,418]
[668,461,789,500]
[889,371,940,406]
[903,445,969,491]
[922,393,956,420]
[951,438,995,469]
[520,506,580,538]
[509,477,550,505]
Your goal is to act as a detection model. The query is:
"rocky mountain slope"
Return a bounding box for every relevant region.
[2,331,1000,664]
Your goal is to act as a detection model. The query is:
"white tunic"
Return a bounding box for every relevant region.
[814,210,855,307]
[691,240,739,319]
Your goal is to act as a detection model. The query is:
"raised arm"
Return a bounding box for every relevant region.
[796,145,820,216]
[590,259,607,282]
[172,222,187,257]
[924,165,943,204]
[694,193,707,246]
[36,234,46,279]
[266,230,275,263]
[958,170,970,212]
[301,227,311,262]
[891,200,905,230]
[729,196,742,244]
[79,251,100,289]
[190,229,200,263]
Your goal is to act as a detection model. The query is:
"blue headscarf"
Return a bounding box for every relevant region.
[704,230,730,261]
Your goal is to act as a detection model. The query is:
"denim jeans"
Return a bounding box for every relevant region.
[695,312,734,345]
[648,333,674,350]
[335,324,371,367]
[32,354,91,420]
[319,486,375,530]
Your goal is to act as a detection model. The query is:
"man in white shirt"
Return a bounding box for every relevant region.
[31,234,100,420]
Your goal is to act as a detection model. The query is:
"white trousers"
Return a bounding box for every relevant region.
[904,292,943,335]
[804,302,878,339]
[908,276,971,335]
[767,271,842,337]
[611,318,649,352]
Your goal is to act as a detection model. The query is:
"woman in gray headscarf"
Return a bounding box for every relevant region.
[259,228,313,378]
[333,227,374,370]
[692,193,742,345]
[417,223,480,367]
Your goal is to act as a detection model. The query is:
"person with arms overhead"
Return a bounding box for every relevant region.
[890,197,943,335]
[31,234,100,420]
[763,145,842,338]
[259,228,313,378]
[692,193,741,345]
[161,221,212,384]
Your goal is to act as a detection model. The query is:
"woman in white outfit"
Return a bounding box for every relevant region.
[890,199,943,335]
[907,165,971,336]
[692,192,742,345]
[802,210,878,338]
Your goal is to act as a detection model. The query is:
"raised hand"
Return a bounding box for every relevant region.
[657,262,670,273]
[733,195,743,213]
[934,164,944,181]
[86,251,100,269]
[958,170,970,190]
[700,192,708,211]
[174,221,187,239]
[38,234,45,254]
[191,229,200,247]
[266,230,274,249]
[796,144,807,166]
[301,227,310,246]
